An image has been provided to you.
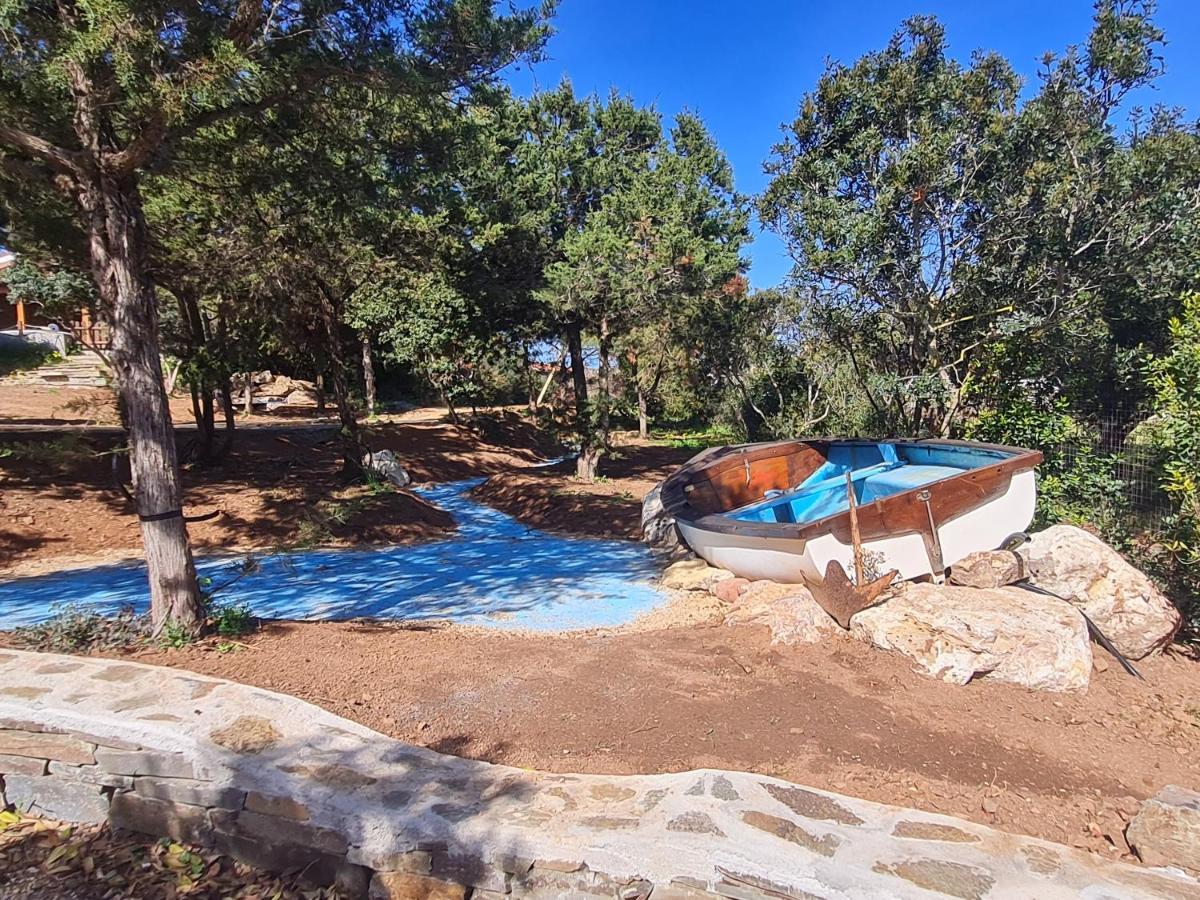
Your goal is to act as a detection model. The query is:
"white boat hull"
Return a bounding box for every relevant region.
[677,469,1037,584]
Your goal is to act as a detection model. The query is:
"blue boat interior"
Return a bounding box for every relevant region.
[731,442,1014,525]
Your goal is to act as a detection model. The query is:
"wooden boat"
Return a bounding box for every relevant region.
[660,439,1042,592]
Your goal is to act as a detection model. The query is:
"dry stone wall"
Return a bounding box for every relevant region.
[1,649,1197,899]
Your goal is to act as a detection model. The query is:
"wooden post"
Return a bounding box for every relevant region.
[15,299,25,335]
[846,471,866,587]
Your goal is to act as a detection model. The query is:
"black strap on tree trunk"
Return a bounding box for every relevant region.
[111,455,220,524]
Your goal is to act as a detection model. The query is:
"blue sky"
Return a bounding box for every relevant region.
[505,1,1199,289]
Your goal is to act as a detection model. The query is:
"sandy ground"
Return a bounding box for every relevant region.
[122,612,1200,865]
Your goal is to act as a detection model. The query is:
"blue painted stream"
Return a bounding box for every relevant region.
[0,478,669,632]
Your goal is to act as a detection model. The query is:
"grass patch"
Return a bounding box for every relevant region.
[649,424,736,450]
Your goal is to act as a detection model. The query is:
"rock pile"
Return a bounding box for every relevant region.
[658,522,1180,694]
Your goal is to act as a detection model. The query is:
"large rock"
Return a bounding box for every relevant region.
[641,483,679,551]
[949,550,1026,589]
[849,583,1093,692]
[1023,525,1181,659]
[1127,785,1200,875]
[363,449,411,488]
[725,583,838,645]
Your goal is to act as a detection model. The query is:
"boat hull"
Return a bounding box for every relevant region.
[660,438,1042,586]
[677,468,1037,583]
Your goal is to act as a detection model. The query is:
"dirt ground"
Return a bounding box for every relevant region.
[4,386,1200,869]
[0,413,544,576]
[126,613,1200,865]
[471,433,695,539]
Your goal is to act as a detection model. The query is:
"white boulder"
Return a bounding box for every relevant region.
[849,582,1093,692]
[725,583,838,645]
[362,449,411,488]
[1023,525,1180,659]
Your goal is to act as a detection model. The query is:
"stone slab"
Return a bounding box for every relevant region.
[3,774,109,823]
[0,728,95,765]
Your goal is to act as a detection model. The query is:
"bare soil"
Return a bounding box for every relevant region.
[124,615,1200,865]
[0,414,543,575]
[471,433,695,539]
[4,393,1199,869]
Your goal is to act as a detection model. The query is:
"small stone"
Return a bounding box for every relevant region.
[741,811,838,856]
[1127,784,1200,875]
[713,578,750,603]
[244,791,310,820]
[581,815,640,830]
[0,686,49,700]
[667,812,725,836]
[211,808,348,855]
[892,820,981,843]
[0,730,95,765]
[48,761,134,789]
[762,783,863,825]
[1020,844,1061,876]
[590,783,637,802]
[209,715,282,754]
[89,664,146,683]
[872,858,995,900]
[1093,655,1110,673]
[711,775,740,801]
[363,449,411,488]
[948,550,1025,589]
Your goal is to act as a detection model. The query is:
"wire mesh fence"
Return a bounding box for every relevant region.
[1049,406,1173,527]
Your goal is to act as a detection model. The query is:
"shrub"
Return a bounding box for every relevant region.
[12,604,149,653]
[1143,293,1200,618]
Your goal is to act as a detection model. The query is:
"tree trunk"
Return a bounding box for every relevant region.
[313,282,362,475]
[217,379,236,457]
[360,332,377,418]
[566,323,597,480]
[243,373,253,415]
[628,351,649,439]
[315,374,326,416]
[441,388,460,426]
[99,176,202,633]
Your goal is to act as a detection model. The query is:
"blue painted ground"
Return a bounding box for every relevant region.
[0,478,668,633]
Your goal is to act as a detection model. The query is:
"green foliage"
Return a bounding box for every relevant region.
[1143,293,1200,611]
[0,434,91,465]
[963,399,1131,537]
[0,259,93,323]
[0,340,58,378]
[761,1,1200,436]
[12,605,148,653]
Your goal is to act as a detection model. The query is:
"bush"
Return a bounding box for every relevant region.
[1143,293,1200,619]
[12,604,149,653]
[963,399,1131,540]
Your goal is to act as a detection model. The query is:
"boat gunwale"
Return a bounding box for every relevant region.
[661,437,1043,543]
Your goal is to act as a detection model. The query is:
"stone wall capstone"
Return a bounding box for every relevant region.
[1,650,1197,899]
